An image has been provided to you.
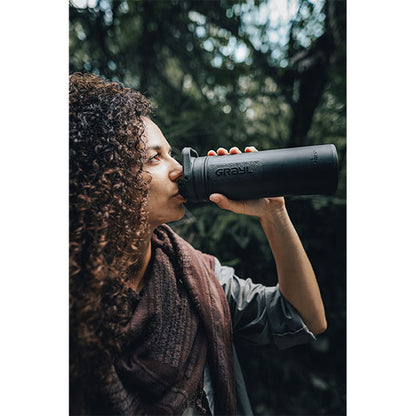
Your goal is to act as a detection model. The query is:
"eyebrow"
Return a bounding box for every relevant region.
[147,145,172,154]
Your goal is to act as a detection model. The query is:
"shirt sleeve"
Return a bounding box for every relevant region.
[214,257,316,350]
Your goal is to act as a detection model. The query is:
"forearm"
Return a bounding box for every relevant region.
[206,146,327,335]
[260,205,327,335]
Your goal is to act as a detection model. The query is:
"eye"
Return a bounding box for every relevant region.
[149,152,162,162]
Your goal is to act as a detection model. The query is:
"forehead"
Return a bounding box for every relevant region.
[143,117,170,149]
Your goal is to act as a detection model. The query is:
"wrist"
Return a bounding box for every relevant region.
[259,209,292,235]
[260,207,287,223]
[258,197,288,222]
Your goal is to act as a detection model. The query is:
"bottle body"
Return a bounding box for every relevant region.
[179,144,339,203]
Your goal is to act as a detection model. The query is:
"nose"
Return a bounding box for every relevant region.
[169,156,183,182]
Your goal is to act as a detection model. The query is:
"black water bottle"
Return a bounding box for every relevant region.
[178,144,339,203]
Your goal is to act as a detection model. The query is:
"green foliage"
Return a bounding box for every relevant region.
[70,0,346,414]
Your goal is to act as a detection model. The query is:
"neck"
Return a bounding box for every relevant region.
[128,228,153,293]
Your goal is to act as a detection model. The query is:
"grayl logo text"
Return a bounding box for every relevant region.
[215,166,254,176]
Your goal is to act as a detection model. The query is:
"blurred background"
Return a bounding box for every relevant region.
[69,0,346,414]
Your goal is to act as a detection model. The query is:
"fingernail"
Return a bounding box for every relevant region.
[210,195,220,203]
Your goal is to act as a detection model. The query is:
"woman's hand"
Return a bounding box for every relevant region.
[208,147,327,335]
[207,146,286,219]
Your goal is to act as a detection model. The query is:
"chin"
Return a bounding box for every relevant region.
[158,206,186,226]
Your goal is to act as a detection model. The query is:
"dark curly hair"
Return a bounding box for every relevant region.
[69,72,152,408]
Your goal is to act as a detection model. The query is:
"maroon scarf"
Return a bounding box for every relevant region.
[109,224,236,415]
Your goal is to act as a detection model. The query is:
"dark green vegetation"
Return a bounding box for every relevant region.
[70,1,346,414]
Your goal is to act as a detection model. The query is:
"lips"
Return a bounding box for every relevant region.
[173,192,187,203]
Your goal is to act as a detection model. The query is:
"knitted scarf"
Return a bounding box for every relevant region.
[107,224,236,415]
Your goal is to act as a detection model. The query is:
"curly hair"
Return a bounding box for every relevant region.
[69,72,152,403]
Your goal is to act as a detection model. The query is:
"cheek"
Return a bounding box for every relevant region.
[146,168,166,191]
[147,177,168,207]
[148,178,161,196]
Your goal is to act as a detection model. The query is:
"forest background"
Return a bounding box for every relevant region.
[4,1,416,415]
[69,0,346,415]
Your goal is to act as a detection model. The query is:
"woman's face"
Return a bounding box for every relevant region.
[142,117,187,229]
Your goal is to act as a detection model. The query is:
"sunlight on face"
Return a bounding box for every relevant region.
[142,118,186,229]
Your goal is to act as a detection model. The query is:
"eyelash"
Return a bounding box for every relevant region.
[148,151,174,163]
[149,152,162,162]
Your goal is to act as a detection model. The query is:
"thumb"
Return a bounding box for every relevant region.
[209,193,243,213]
[209,193,230,209]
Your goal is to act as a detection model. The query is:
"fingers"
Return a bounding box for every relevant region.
[207,146,256,156]
[207,148,228,156]
[229,146,242,154]
[217,147,229,155]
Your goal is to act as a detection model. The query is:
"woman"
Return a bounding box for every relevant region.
[70,72,326,415]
